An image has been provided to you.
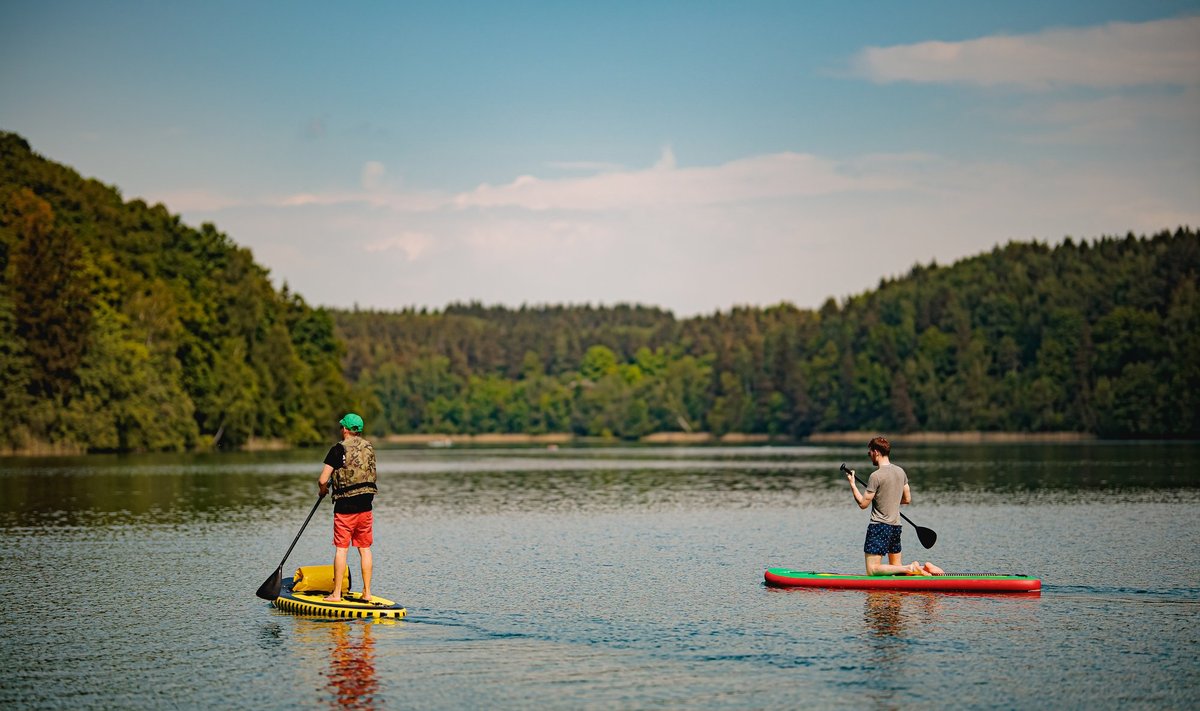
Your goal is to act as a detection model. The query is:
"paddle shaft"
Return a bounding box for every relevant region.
[257,494,327,600]
[275,494,326,570]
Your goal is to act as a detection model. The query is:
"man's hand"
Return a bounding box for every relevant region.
[847,471,870,509]
[318,481,329,497]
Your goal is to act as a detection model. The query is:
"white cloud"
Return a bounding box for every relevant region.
[363,231,433,261]
[164,148,914,217]
[273,189,447,212]
[853,16,1200,88]
[653,145,677,170]
[361,161,386,190]
[451,150,908,212]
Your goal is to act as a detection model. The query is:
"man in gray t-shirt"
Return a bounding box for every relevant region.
[848,436,936,575]
[866,463,908,526]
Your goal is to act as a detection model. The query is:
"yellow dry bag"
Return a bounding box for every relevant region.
[291,564,352,593]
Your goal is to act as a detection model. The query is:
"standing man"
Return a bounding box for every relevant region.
[318,413,378,601]
[847,436,939,576]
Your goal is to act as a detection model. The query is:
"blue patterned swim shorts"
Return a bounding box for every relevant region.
[864,522,903,555]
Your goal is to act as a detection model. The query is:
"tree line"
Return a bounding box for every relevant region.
[2,130,1196,452]
[336,229,1199,440]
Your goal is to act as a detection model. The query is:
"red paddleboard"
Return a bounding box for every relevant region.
[765,568,1040,593]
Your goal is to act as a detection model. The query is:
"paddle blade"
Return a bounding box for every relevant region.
[915,525,938,549]
[256,566,283,601]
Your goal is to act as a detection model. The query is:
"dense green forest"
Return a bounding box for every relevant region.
[0,132,348,452]
[336,230,1199,440]
[2,131,1196,453]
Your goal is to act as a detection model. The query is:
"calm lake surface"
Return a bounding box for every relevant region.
[1,442,1197,709]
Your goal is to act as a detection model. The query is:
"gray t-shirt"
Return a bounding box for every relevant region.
[866,463,908,525]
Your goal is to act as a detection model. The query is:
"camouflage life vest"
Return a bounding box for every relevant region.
[330,435,378,501]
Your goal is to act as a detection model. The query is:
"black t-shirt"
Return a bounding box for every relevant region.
[324,443,374,514]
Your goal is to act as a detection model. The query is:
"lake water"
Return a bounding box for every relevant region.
[1,442,1197,709]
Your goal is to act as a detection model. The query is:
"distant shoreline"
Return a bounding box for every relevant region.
[382,430,1096,446]
[804,431,1095,444]
[0,429,1101,456]
[384,433,574,446]
[384,432,782,446]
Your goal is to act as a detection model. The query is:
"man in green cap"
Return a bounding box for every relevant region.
[317,413,378,601]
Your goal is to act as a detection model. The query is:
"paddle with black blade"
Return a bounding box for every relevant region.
[255,493,326,600]
[841,463,937,549]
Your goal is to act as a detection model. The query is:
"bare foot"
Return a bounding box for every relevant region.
[361,593,372,603]
[323,594,342,602]
[923,562,945,576]
[908,562,932,576]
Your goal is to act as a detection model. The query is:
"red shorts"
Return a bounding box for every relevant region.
[332,511,373,548]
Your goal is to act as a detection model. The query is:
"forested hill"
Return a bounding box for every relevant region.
[336,229,1199,439]
[1,132,1196,453]
[0,132,348,452]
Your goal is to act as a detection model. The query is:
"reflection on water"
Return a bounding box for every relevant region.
[865,591,913,637]
[285,619,393,710]
[859,590,956,706]
[861,592,941,707]
[324,622,379,710]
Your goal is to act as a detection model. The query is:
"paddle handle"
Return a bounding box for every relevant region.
[275,494,326,570]
[840,462,869,491]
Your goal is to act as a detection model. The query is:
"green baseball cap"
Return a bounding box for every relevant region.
[339,413,364,432]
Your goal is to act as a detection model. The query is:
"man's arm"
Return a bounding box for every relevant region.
[848,472,875,510]
[317,464,333,497]
[317,443,343,497]
[901,483,911,506]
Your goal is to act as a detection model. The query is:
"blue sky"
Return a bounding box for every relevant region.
[2,1,1197,315]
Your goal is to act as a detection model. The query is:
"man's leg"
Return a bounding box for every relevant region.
[326,546,349,601]
[864,524,917,575]
[358,546,373,601]
[865,553,920,575]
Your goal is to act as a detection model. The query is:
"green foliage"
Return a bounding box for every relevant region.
[4,187,93,400]
[60,304,199,451]
[336,229,1199,440]
[0,292,33,449]
[0,132,348,452]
